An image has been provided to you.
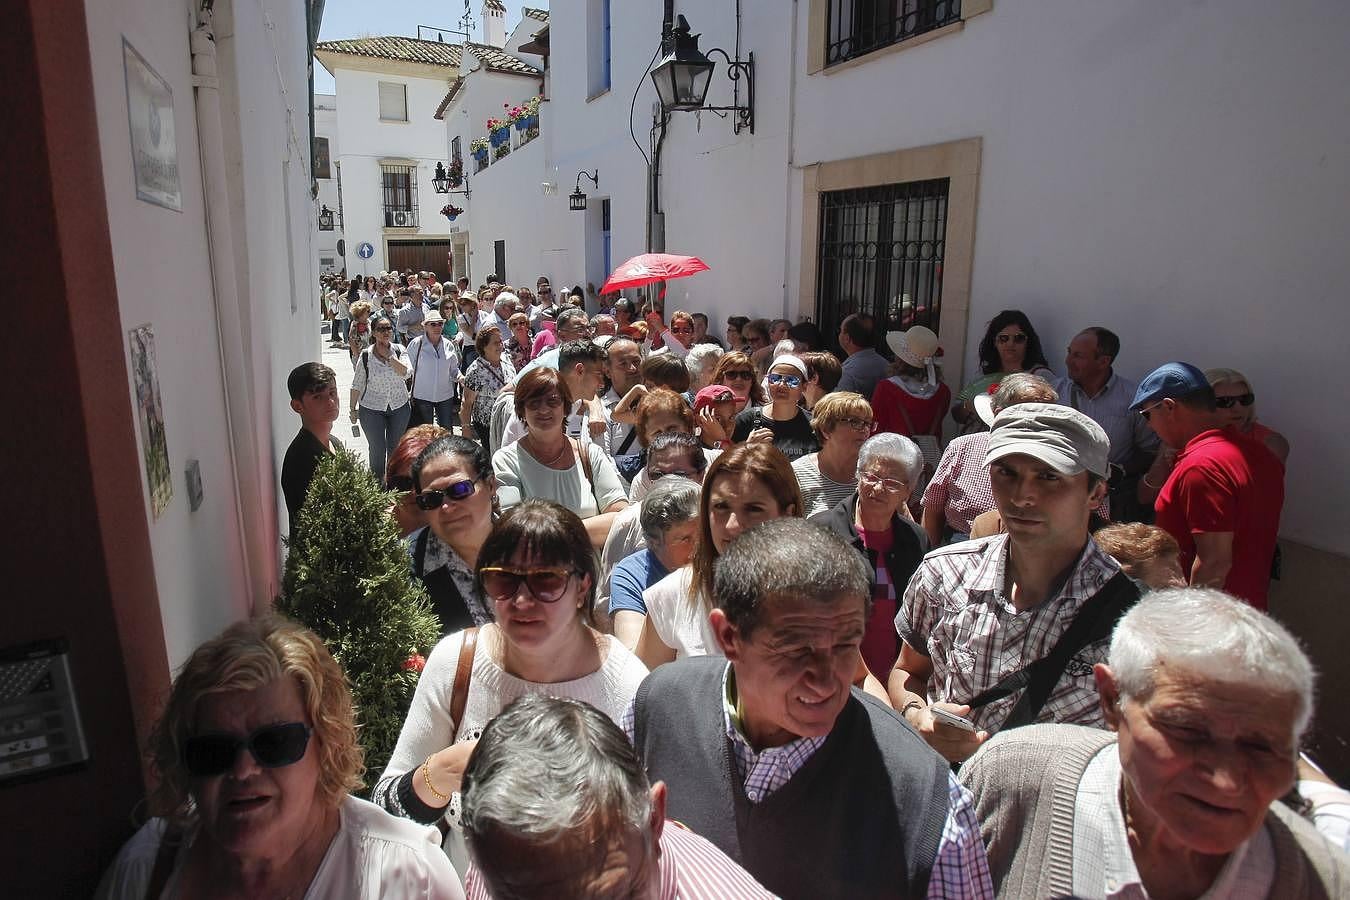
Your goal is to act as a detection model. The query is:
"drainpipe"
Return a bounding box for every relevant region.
[190,12,267,606]
[782,0,801,321]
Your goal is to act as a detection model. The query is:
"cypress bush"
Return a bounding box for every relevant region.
[277,447,439,779]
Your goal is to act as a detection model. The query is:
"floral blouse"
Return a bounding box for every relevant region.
[464,355,516,427]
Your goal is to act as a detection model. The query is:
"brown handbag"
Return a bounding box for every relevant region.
[449,627,478,736]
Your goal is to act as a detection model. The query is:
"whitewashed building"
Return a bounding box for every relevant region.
[315,36,463,279]
[466,0,1350,771]
[9,0,331,889]
[314,92,342,274]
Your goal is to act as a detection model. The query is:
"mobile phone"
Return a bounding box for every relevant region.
[351,423,361,438]
[929,707,977,732]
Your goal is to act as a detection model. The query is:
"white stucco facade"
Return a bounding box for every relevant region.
[84,0,321,665]
[479,0,1350,556]
[314,92,342,273]
[316,51,460,279]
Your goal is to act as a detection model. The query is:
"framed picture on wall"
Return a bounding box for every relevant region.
[122,38,182,211]
[128,324,173,518]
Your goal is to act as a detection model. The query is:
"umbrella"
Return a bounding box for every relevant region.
[599,253,709,294]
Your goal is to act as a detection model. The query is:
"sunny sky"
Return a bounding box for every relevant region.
[314,0,547,93]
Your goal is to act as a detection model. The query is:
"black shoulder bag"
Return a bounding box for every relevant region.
[966,571,1142,731]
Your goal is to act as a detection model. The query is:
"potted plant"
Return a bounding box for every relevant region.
[446,158,464,188]
[524,95,541,131]
[470,137,489,164]
[441,203,464,222]
[487,116,510,147]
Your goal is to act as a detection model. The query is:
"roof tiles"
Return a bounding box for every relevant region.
[315,36,463,69]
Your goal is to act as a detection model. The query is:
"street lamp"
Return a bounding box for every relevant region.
[570,169,599,212]
[432,161,452,193]
[317,205,334,231]
[650,15,755,134]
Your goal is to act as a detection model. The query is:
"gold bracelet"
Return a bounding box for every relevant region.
[421,756,449,804]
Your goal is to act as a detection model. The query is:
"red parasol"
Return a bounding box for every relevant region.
[600,253,709,294]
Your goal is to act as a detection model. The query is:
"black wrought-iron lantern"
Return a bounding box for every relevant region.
[317,205,335,231]
[650,14,755,135]
[432,161,452,194]
[651,17,715,112]
[570,170,599,212]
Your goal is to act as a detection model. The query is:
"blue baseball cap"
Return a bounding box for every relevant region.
[1130,362,1209,410]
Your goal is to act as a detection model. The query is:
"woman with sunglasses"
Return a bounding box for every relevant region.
[350,314,413,481]
[404,435,499,636]
[1206,367,1290,464]
[374,500,649,875]
[711,351,765,415]
[952,309,1053,427]
[96,616,464,899]
[634,444,802,668]
[493,368,629,550]
[385,425,451,537]
[791,392,873,517]
[729,355,820,463]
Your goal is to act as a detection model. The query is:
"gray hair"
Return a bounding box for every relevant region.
[684,342,725,378]
[556,307,589,330]
[639,477,701,543]
[991,372,1057,412]
[771,338,798,360]
[1109,587,1316,736]
[714,518,870,639]
[857,432,924,482]
[462,696,653,881]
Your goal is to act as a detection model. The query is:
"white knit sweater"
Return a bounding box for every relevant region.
[373,627,649,873]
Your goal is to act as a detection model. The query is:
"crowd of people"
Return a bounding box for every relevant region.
[102,268,1350,898]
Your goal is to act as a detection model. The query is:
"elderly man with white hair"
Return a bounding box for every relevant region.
[960,587,1349,899]
[461,695,773,899]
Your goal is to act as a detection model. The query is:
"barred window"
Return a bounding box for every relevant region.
[381,164,418,228]
[816,178,949,339]
[826,0,962,67]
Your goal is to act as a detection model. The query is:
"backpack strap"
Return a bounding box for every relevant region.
[144,822,183,900]
[967,571,1142,731]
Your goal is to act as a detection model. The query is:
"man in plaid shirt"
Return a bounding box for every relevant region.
[892,403,1123,764]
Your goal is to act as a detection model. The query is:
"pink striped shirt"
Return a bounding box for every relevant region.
[463,819,777,899]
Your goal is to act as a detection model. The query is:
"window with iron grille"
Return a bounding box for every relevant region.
[451,136,462,165]
[381,164,419,228]
[825,0,962,67]
[816,178,949,341]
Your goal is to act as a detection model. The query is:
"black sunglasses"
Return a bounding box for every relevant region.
[1214,393,1255,409]
[415,478,478,509]
[183,722,311,778]
[650,467,703,481]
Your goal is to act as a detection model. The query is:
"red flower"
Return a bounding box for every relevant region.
[402,653,426,673]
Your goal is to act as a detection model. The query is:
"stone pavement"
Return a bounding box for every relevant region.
[320,322,370,468]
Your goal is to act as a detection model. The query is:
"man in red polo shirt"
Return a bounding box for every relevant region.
[1131,362,1284,609]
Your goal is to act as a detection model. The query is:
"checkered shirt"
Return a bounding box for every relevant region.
[622,665,994,899]
[921,432,995,535]
[897,533,1123,733]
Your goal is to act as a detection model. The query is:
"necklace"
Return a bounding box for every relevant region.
[527,433,569,466]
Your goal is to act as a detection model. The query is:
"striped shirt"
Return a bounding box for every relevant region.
[791,454,858,518]
[921,432,995,535]
[622,665,995,899]
[464,820,777,899]
[897,533,1124,733]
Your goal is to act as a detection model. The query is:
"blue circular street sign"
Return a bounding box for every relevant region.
[356,242,375,259]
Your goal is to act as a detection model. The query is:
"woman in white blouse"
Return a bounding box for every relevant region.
[492,367,629,551]
[634,444,802,667]
[350,314,412,480]
[372,501,648,876]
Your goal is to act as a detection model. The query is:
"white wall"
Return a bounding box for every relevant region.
[85,0,318,665]
[314,93,342,271]
[544,0,791,324]
[330,66,456,276]
[782,0,1350,552]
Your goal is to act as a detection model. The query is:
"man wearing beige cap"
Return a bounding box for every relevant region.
[889,403,1140,763]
